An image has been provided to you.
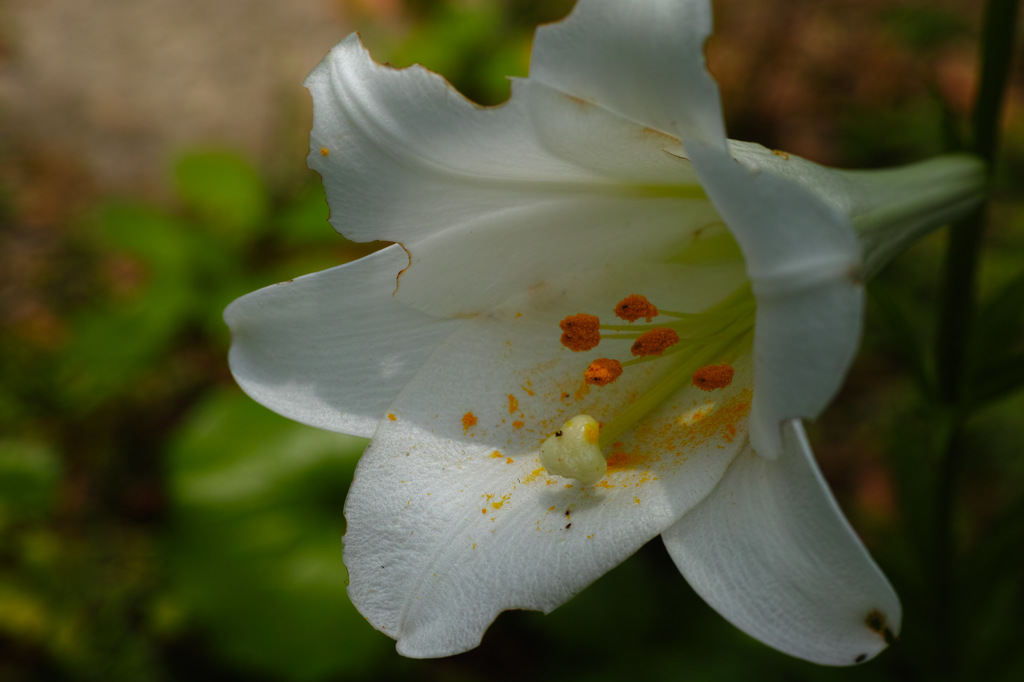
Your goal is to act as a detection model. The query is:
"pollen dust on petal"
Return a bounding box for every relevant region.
[607,389,752,482]
[387,413,397,421]
[507,394,519,415]
[320,147,330,157]
[584,358,623,386]
[462,411,478,432]
[574,381,591,401]
[630,328,680,357]
[614,294,658,322]
[675,388,751,451]
[692,364,735,391]
[606,447,652,473]
[559,314,601,351]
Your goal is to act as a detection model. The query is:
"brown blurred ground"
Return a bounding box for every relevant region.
[0,0,357,197]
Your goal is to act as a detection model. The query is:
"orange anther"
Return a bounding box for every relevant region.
[630,328,680,357]
[559,313,601,352]
[614,294,658,322]
[584,358,623,386]
[692,364,734,391]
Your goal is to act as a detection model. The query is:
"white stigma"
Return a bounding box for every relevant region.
[539,415,606,485]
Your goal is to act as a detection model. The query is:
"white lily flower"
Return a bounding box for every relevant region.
[225,0,984,666]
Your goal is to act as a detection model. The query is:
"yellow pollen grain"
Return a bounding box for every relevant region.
[584,358,623,386]
[506,457,513,464]
[508,394,519,414]
[387,413,397,421]
[490,451,502,459]
[320,147,329,156]
[615,294,658,322]
[630,328,680,357]
[692,364,735,391]
[772,149,790,159]
[512,420,524,429]
[462,411,478,431]
[559,313,601,351]
[524,468,545,484]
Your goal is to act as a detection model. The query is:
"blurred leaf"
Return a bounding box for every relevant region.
[971,352,1024,406]
[882,6,969,51]
[0,439,61,522]
[840,102,945,165]
[277,183,332,247]
[389,2,529,105]
[867,282,933,395]
[59,202,250,406]
[166,389,388,681]
[100,202,195,271]
[971,269,1024,361]
[0,580,51,643]
[59,302,186,409]
[966,269,1024,406]
[174,151,268,244]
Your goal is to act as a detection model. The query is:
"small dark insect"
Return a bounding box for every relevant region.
[565,523,572,529]
[854,654,867,664]
[555,430,563,437]
[565,509,571,517]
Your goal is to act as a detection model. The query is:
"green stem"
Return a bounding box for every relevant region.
[932,0,1019,677]
[936,0,1019,400]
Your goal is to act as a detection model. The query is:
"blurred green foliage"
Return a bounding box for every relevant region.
[165,390,387,681]
[1,1,1022,681]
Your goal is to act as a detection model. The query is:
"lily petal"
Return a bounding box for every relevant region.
[225,245,459,437]
[305,36,720,317]
[685,141,864,457]
[344,262,752,657]
[531,0,725,146]
[661,419,901,665]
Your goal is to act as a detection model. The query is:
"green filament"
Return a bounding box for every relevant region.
[594,285,756,447]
